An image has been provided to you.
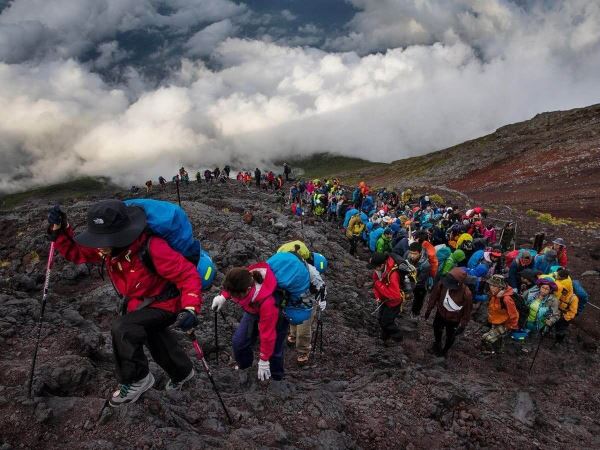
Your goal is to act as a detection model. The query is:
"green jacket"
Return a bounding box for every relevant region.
[376,235,392,253]
[441,250,465,276]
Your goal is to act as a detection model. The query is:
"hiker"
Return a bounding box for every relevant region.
[523,278,560,333]
[224,165,231,178]
[213,167,221,179]
[145,180,152,194]
[346,212,365,257]
[424,268,472,357]
[204,169,212,183]
[391,227,409,256]
[158,176,167,190]
[47,201,202,406]
[508,250,535,290]
[533,249,558,274]
[482,221,497,244]
[369,253,410,345]
[544,238,568,267]
[499,222,515,251]
[196,171,201,183]
[375,228,393,253]
[414,230,438,277]
[405,242,431,318]
[287,254,328,365]
[212,264,288,382]
[283,162,291,181]
[552,268,579,344]
[481,275,519,353]
[267,171,275,189]
[438,249,465,278]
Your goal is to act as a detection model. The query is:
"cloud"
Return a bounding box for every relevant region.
[1,0,600,192]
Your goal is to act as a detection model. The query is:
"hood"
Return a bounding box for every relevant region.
[242,262,277,303]
[451,249,466,262]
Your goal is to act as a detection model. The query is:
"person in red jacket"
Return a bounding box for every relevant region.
[370,252,406,345]
[545,237,568,267]
[47,201,202,407]
[211,264,287,382]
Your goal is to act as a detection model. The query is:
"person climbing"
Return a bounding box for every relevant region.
[254,168,261,188]
[523,278,560,333]
[145,180,153,194]
[287,254,328,365]
[369,253,407,345]
[439,249,465,279]
[533,249,558,274]
[346,211,365,257]
[204,169,212,183]
[414,230,438,277]
[47,201,202,407]
[405,242,431,318]
[283,162,292,181]
[224,165,231,178]
[545,238,568,267]
[211,265,287,382]
[376,228,393,253]
[481,275,519,354]
[158,176,167,190]
[508,250,535,290]
[195,171,202,183]
[552,268,579,344]
[213,167,221,180]
[424,268,472,357]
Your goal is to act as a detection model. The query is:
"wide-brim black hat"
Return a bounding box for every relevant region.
[74,200,146,248]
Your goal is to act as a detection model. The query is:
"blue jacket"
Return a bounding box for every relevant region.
[573,280,588,314]
[467,250,485,269]
[533,254,558,275]
[361,196,374,214]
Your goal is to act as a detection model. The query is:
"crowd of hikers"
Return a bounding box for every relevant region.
[40,163,592,414]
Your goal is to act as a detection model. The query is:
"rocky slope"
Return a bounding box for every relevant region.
[1,180,599,449]
[337,103,600,221]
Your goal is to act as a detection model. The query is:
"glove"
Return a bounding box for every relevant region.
[316,287,327,311]
[175,308,198,331]
[212,295,227,311]
[257,359,271,381]
[455,326,465,336]
[47,205,67,241]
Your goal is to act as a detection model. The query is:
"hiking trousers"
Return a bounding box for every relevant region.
[349,235,360,255]
[232,311,289,380]
[289,306,317,354]
[378,303,403,342]
[433,313,459,354]
[111,308,192,385]
[411,287,427,315]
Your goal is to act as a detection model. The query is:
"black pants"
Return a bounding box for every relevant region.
[379,304,403,341]
[111,308,192,384]
[349,236,360,255]
[433,313,459,355]
[555,317,570,343]
[411,287,427,315]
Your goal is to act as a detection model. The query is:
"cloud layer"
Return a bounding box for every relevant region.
[1,0,600,191]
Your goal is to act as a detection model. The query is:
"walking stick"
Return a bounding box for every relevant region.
[175,178,181,207]
[28,242,56,398]
[214,311,219,365]
[528,331,545,374]
[189,330,233,424]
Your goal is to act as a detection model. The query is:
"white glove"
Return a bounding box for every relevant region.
[318,299,327,311]
[212,295,227,311]
[257,359,271,381]
[317,287,327,311]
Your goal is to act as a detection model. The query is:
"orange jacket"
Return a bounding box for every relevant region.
[422,241,438,277]
[487,287,519,329]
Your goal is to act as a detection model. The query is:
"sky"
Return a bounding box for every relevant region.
[1,0,600,191]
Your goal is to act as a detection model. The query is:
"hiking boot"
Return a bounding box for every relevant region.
[428,343,443,356]
[297,353,310,365]
[165,368,195,391]
[109,372,155,407]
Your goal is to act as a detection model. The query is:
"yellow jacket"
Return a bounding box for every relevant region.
[346,215,365,238]
[456,233,473,249]
[555,277,578,321]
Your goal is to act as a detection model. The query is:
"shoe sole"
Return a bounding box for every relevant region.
[109,372,155,407]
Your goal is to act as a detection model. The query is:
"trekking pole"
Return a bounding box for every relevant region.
[528,331,545,374]
[175,179,181,207]
[188,330,233,424]
[27,242,56,398]
[214,311,219,365]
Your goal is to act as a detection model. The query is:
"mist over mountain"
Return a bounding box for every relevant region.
[2,0,600,192]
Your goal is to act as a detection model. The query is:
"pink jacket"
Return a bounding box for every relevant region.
[222,262,280,360]
[483,227,497,244]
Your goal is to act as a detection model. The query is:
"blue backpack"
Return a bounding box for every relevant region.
[266,252,311,324]
[573,280,588,315]
[124,199,216,289]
